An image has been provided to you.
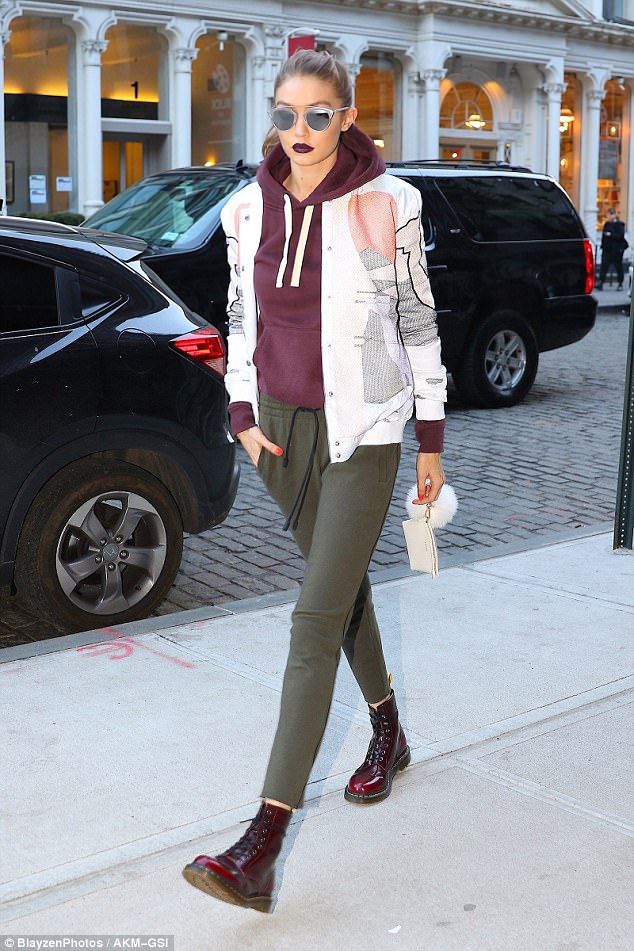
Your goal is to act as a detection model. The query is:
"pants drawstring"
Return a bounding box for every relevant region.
[282,406,320,532]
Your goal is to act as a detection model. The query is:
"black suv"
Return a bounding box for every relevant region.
[83,159,597,409]
[0,217,238,631]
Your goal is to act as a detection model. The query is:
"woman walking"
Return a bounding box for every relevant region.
[183,49,447,912]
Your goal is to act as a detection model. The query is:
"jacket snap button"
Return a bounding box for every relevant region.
[328,391,333,397]
[336,453,341,458]
[327,246,332,251]
[335,441,339,446]
[245,215,250,220]
[246,360,252,366]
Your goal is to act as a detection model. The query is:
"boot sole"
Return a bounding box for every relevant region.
[182,862,272,913]
[344,746,412,804]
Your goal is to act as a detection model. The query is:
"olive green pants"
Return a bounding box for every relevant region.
[255,392,401,809]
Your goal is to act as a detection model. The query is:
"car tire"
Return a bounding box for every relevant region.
[14,459,183,632]
[452,309,539,408]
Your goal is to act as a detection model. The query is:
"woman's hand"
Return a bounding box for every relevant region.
[413,451,445,505]
[237,426,284,467]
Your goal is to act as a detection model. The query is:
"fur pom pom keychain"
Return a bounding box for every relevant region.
[404,482,458,528]
[402,482,458,577]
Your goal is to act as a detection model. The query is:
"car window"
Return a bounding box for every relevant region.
[434,176,583,241]
[0,252,59,332]
[79,273,123,318]
[83,172,241,251]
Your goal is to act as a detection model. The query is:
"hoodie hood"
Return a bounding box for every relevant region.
[257,122,386,207]
[255,124,386,288]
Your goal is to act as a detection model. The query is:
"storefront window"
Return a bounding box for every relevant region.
[597,78,627,228]
[440,82,493,131]
[191,36,246,166]
[356,52,400,161]
[101,24,163,120]
[559,73,581,210]
[100,25,167,203]
[4,15,72,214]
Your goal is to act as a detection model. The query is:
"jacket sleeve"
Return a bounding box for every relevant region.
[220,198,257,432]
[395,185,448,452]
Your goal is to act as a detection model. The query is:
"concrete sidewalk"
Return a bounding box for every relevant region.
[1,526,632,950]
[595,284,630,313]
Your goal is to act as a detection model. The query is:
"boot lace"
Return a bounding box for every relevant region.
[223,809,272,862]
[366,708,393,768]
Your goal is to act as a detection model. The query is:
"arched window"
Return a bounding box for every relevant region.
[597,78,628,229]
[440,82,493,131]
[559,73,581,209]
[355,52,401,161]
[102,24,164,120]
[191,35,246,166]
[4,15,72,214]
[101,24,167,201]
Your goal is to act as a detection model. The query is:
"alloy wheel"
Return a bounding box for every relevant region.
[484,330,527,395]
[55,491,168,616]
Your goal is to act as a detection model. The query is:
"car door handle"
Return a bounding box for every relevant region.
[429,264,448,271]
[449,228,461,234]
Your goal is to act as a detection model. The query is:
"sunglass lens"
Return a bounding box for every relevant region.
[306,109,331,132]
[271,108,295,131]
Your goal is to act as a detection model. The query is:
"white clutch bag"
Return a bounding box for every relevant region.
[402,482,458,578]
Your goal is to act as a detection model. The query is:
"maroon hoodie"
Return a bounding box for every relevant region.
[228,124,445,454]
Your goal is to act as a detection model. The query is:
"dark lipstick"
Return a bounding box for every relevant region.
[293,144,314,153]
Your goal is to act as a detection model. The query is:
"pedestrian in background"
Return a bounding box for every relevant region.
[183,48,448,912]
[596,207,628,291]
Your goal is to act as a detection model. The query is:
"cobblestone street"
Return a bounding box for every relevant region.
[2,305,630,646]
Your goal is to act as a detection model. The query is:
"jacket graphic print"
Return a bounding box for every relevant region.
[220,171,448,464]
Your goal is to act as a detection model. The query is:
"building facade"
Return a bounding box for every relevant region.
[1,0,633,244]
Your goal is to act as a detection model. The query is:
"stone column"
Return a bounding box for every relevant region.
[580,86,605,240]
[0,29,10,214]
[420,68,445,160]
[401,69,422,161]
[344,60,361,107]
[170,47,197,168]
[246,53,267,162]
[79,38,108,218]
[543,81,566,180]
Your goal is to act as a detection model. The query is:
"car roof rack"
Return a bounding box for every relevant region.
[389,159,535,173]
[171,161,258,176]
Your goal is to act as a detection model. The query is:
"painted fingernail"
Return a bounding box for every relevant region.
[275,448,284,456]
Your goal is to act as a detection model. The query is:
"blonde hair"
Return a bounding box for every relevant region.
[262,49,354,157]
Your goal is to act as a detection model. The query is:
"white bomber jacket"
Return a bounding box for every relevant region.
[219,171,448,463]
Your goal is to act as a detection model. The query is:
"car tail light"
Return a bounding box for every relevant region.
[171,327,226,377]
[583,239,594,294]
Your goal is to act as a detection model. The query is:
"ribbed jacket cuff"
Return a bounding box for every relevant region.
[228,401,256,437]
[415,418,445,453]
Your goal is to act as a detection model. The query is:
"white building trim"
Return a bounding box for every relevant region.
[0,0,632,245]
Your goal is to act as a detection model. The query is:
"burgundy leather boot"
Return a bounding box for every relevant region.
[344,688,411,803]
[182,801,292,912]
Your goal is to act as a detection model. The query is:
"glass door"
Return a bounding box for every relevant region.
[103,138,145,202]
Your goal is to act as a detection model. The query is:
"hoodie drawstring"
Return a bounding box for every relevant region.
[275,195,293,288]
[282,406,320,532]
[275,194,314,289]
[290,205,314,286]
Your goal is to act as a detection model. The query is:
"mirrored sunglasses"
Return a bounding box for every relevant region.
[268,106,349,133]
